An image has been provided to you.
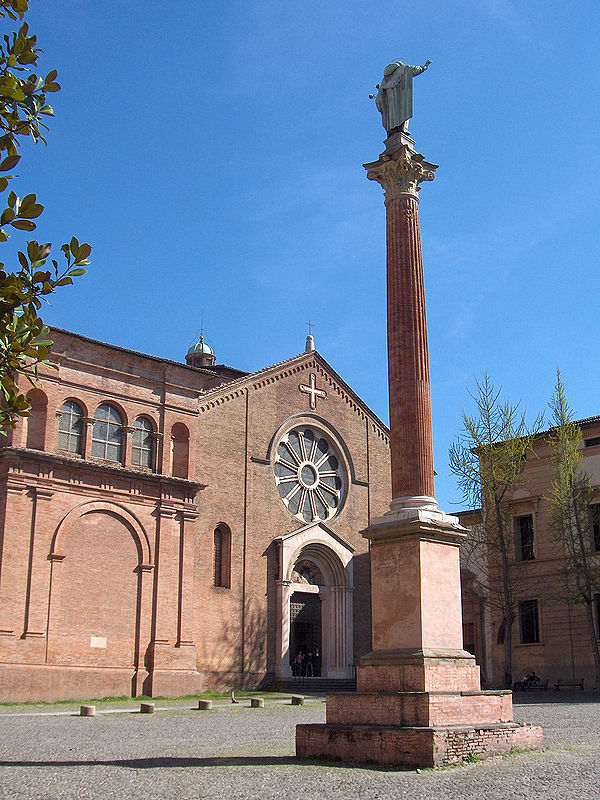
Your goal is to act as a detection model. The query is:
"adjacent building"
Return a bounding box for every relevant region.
[458,418,600,689]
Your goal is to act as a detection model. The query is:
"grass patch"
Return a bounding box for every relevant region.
[0,691,296,711]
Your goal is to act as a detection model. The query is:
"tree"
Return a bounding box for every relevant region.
[546,369,600,688]
[449,375,542,688]
[0,0,91,434]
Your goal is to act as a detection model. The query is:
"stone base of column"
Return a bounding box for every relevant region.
[295,655,543,767]
[296,503,543,767]
[358,649,481,692]
[371,495,467,532]
[296,719,543,768]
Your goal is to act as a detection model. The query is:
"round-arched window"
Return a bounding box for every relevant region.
[132,416,154,469]
[273,426,345,523]
[58,400,83,454]
[91,403,123,462]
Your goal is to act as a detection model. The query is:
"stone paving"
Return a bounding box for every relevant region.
[0,692,598,799]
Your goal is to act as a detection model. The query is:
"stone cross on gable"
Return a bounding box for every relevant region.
[299,373,327,410]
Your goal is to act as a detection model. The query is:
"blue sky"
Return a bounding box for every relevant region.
[14,0,600,510]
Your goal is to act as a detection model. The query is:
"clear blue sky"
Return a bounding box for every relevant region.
[16,0,600,510]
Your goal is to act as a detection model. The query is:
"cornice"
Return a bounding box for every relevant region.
[0,446,205,491]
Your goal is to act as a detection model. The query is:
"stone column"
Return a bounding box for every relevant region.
[296,127,542,767]
[275,579,292,679]
[359,131,476,689]
[364,131,437,507]
[326,586,353,679]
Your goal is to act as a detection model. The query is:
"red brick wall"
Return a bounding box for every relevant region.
[0,330,391,700]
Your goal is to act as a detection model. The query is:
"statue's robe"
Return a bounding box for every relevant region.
[375,63,415,134]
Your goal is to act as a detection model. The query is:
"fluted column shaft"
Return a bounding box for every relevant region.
[386,193,434,499]
[364,137,438,503]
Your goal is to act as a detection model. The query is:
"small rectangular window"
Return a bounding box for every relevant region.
[519,599,540,644]
[590,506,600,552]
[584,437,600,448]
[515,514,534,561]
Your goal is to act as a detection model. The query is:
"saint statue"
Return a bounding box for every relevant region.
[374,59,432,135]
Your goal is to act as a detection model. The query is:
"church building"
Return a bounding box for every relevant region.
[0,327,391,701]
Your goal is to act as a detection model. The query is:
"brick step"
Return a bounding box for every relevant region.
[275,678,357,694]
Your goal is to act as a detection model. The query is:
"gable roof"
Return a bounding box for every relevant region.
[47,327,389,438]
[196,348,390,437]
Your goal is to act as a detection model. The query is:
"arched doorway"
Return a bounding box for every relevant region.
[274,526,354,680]
[289,560,324,676]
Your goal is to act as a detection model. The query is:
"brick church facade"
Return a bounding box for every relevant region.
[0,328,392,701]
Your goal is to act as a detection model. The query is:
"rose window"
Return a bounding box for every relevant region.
[274,427,344,523]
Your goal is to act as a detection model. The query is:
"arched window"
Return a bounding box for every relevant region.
[171,421,189,478]
[213,523,231,588]
[132,416,154,469]
[58,400,84,455]
[91,403,123,461]
[26,389,48,450]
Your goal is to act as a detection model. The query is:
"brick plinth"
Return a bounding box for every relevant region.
[326,690,513,727]
[296,721,543,768]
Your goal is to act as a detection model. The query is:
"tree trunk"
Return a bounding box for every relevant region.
[584,600,600,689]
[497,498,514,689]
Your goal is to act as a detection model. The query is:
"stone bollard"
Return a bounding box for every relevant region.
[80,705,95,716]
[291,695,304,706]
[140,702,155,714]
[197,699,212,710]
[250,697,264,708]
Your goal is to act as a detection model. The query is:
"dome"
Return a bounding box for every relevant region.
[187,336,214,356]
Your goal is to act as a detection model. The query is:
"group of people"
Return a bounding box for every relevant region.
[292,649,319,677]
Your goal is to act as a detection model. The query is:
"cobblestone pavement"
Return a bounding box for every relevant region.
[0,693,598,799]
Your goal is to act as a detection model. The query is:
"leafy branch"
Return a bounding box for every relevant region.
[0,0,91,433]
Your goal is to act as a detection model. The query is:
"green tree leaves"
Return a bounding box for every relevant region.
[0,0,92,433]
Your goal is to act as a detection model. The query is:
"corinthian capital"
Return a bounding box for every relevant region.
[364,144,437,202]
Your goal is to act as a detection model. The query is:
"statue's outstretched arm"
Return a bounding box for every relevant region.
[410,59,432,76]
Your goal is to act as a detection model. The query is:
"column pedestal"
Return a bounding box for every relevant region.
[296,130,542,767]
[297,508,542,766]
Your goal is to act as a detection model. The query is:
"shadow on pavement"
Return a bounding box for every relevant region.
[0,755,410,772]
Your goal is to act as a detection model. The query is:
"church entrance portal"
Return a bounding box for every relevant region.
[290,592,321,676]
[275,536,354,680]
